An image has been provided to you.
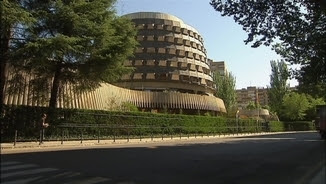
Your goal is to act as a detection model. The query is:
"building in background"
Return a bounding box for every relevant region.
[236,86,270,120]
[209,60,228,77]
[236,86,269,109]
[3,12,227,115]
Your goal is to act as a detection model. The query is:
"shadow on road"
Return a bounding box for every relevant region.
[1,132,325,184]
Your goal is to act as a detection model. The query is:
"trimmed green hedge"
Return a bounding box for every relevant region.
[269,121,285,132]
[2,105,315,142]
[269,121,315,132]
[1,105,262,142]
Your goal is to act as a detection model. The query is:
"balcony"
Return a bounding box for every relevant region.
[123,60,132,67]
[133,73,143,80]
[146,47,156,53]
[146,35,154,41]
[166,48,176,55]
[146,24,154,29]
[134,60,143,66]
[173,26,181,33]
[157,48,166,54]
[158,60,167,66]
[176,50,185,57]
[165,36,174,43]
[135,47,144,53]
[146,73,155,80]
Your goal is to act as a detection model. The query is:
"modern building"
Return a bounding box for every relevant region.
[3,12,227,115]
[236,86,270,120]
[236,86,269,109]
[114,12,214,95]
[209,60,228,77]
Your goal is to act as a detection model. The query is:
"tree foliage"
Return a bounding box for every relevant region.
[210,0,326,100]
[7,0,137,109]
[246,101,257,110]
[268,60,289,115]
[280,92,310,121]
[0,0,34,113]
[213,72,237,116]
[304,95,325,120]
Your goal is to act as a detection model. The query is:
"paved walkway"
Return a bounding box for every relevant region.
[1,131,316,152]
[1,131,324,184]
[309,165,326,184]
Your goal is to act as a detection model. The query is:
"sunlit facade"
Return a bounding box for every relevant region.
[115,12,215,95]
[3,12,226,115]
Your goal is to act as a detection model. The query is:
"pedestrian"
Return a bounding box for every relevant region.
[40,113,49,144]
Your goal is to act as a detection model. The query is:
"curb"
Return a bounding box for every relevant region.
[1,131,313,152]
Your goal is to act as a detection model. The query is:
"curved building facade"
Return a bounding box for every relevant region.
[115,12,215,95]
[3,67,226,114]
[2,12,227,115]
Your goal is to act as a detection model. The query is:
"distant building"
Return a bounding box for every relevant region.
[209,60,228,77]
[236,86,269,109]
[3,12,227,115]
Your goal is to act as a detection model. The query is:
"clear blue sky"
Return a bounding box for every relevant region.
[115,0,298,89]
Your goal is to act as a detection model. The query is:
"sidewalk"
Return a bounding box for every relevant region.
[1,131,305,153]
[309,165,326,184]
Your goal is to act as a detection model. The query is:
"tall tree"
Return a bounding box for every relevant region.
[213,72,237,116]
[305,95,325,120]
[268,60,289,116]
[0,0,34,113]
[10,0,137,111]
[210,0,326,100]
[280,92,310,121]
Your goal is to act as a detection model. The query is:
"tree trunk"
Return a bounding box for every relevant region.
[49,64,62,109]
[47,64,62,123]
[0,29,10,114]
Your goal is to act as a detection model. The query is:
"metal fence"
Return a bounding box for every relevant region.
[8,122,268,145]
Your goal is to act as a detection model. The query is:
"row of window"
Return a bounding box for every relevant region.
[134,47,206,62]
[121,73,213,87]
[136,35,206,53]
[124,60,211,75]
[135,23,204,43]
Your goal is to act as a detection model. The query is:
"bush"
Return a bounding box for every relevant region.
[269,121,285,132]
[0,105,270,142]
[268,120,315,132]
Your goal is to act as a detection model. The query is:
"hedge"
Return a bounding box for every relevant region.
[269,121,315,132]
[1,105,316,142]
[1,105,262,142]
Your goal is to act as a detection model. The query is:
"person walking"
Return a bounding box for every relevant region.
[40,113,49,144]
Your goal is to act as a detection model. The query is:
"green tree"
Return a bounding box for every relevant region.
[268,60,289,116]
[305,95,325,120]
[213,72,237,116]
[210,0,326,100]
[0,0,34,113]
[246,101,257,110]
[280,92,310,121]
[10,0,137,111]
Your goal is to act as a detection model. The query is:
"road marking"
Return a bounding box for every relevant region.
[1,164,36,171]
[76,177,112,184]
[1,161,112,183]
[1,176,42,184]
[0,161,20,166]
[1,167,58,178]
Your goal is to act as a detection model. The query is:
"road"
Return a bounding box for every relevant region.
[1,132,325,184]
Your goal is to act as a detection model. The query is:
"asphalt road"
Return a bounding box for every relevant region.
[1,132,325,184]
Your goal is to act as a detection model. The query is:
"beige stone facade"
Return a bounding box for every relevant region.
[115,12,214,95]
[3,12,227,115]
[209,60,228,77]
[236,86,269,109]
[3,68,226,114]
